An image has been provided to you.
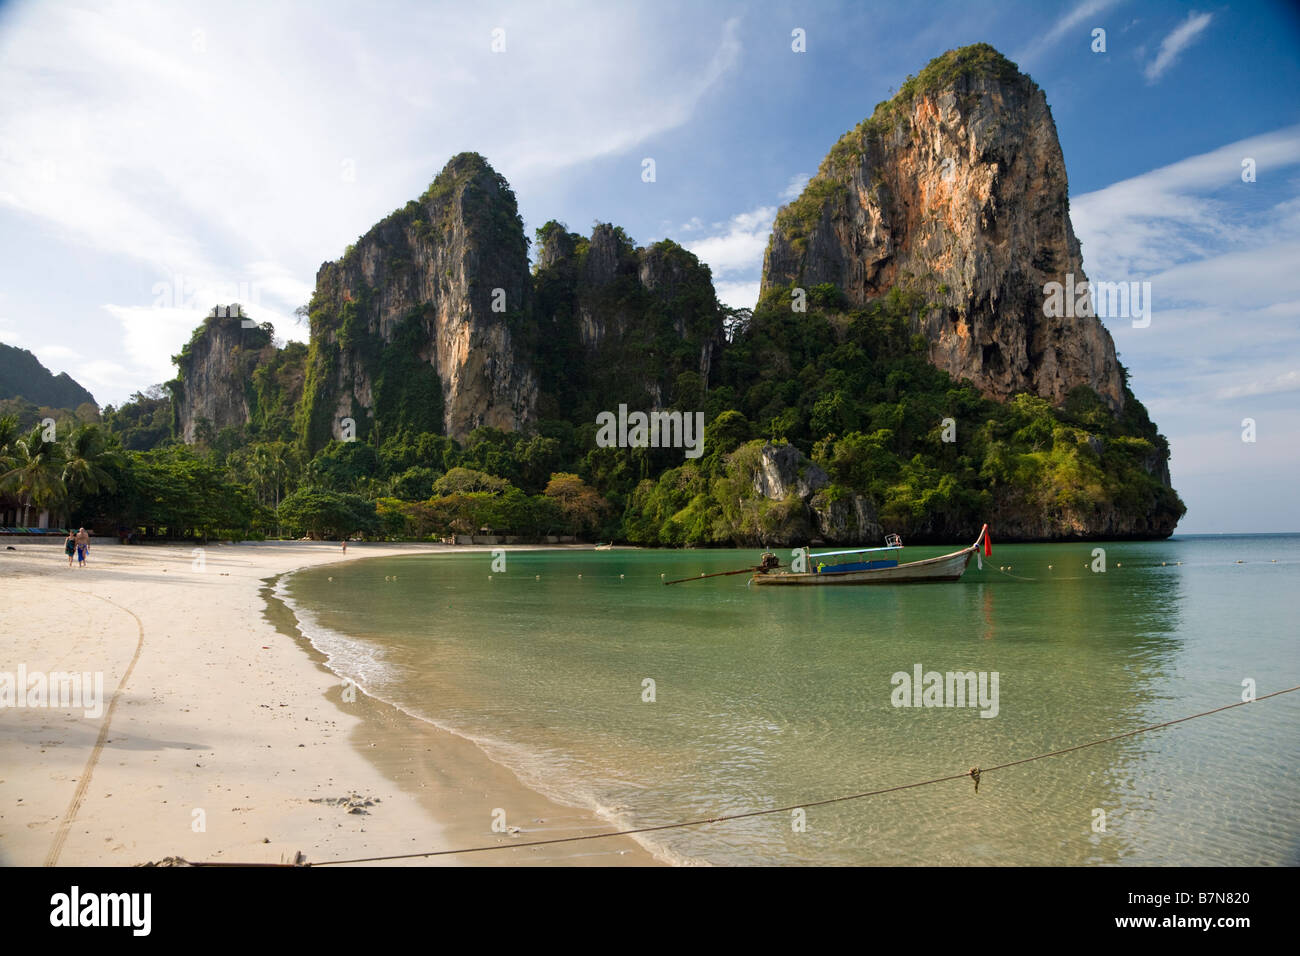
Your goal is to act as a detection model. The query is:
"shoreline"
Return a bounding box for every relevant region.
[263,558,663,866]
[0,540,660,866]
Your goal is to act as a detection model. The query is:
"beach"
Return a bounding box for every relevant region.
[0,540,658,867]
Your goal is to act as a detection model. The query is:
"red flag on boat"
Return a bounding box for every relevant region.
[984,527,992,557]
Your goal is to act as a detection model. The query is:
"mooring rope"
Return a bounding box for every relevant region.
[274,683,1298,867]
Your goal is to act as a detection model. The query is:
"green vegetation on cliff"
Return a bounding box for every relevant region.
[89,273,1180,545]
[611,285,1182,544]
[774,43,1034,261]
[0,341,97,411]
[80,106,1180,544]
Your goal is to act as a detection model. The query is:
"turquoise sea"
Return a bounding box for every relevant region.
[279,535,1300,865]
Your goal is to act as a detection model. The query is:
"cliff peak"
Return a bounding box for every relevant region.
[763,43,1124,413]
[298,152,536,450]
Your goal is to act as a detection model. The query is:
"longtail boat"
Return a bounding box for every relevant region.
[750,524,990,587]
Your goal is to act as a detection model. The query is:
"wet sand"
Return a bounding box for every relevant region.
[0,540,659,866]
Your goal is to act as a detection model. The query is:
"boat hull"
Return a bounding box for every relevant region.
[751,545,977,586]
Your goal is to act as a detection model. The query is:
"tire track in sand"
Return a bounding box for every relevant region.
[43,590,145,867]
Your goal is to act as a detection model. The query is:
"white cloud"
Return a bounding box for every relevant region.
[1215,369,1300,401]
[0,2,745,404]
[1144,11,1213,83]
[781,173,811,201]
[1071,125,1300,279]
[684,206,777,277]
[101,304,216,389]
[1069,125,1300,532]
[32,344,82,364]
[713,280,760,312]
[1014,0,1124,64]
[0,318,25,347]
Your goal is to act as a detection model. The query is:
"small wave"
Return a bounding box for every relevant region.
[272,563,700,866]
[272,572,394,695]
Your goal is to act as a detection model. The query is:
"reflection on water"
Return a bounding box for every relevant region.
[283,535,1300,865]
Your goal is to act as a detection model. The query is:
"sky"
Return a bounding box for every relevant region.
[0,0,1297,532]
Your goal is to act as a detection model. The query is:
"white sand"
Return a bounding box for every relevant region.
[0,540,658,866]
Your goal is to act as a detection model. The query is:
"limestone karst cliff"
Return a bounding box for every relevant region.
[171,312,304,444]
[762,43,1125,414]
[153,44,1182,543]
[297,152,538,451]
[531,221,725,420]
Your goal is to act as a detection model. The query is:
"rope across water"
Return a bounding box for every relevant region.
[274,684,1298,866]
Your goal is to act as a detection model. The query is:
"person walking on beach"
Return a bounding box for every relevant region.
[64,531,76,567]
[75,527,89,567]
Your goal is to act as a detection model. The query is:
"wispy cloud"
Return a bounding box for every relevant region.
[1070,126,1300,528]
[1216,369,1300,401]
[685,206,776,277]
[1070,125,1300,278]
[1144,10,1213,82]
[1014,0,1124,64]
[0,2,744,403]
[0,317,25,347]
[781,173,811,201]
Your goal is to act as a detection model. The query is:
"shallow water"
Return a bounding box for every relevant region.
[281,535,1300,865]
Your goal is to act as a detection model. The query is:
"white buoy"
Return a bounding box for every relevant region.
[578,573,582,579]
[620,574,625,580]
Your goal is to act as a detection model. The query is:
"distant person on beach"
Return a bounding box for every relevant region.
[341,540,348,554]
[64,531,76,567]
[75,527,89,567]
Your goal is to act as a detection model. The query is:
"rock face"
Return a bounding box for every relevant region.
[531,221,725,419]
[179,158,724,453]
[172,312,276,443]
[299,152,538,450]
[762,44,1125,413]
[748,439,1174,543]
[753,442,882,544]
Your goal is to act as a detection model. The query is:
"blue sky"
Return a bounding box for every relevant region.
[0,0,1297,532]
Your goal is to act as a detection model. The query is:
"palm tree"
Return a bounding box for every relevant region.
[0,415,17,525]
[248,442,293,510]
[0,425,66,527]
[61,424,121,501]
[247,441,295,536]
[0,415,17,452]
